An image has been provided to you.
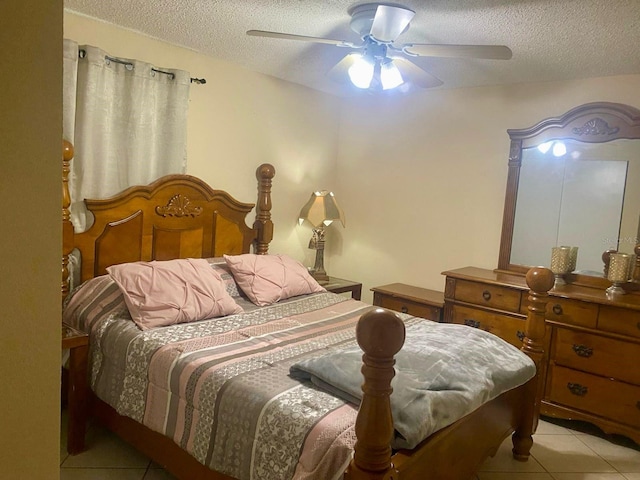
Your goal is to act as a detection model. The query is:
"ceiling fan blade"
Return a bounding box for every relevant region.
[247,30,355,47]
[392,57,443,89]
[404,44,513,60]
[370,5,415,43]
[327,53,361,84]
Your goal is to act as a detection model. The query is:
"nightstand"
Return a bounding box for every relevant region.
[324,277,363,300]
[371,283,444,322]
[62,323,89,455]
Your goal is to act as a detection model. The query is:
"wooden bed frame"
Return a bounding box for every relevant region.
[61,140,554,480]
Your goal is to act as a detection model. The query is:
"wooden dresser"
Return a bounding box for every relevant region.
[442,266,640,444]
[371,283,444,322]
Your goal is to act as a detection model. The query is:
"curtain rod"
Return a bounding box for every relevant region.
[78,50,206,84]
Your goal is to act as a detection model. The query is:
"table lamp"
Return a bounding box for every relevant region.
[298,191,345,284]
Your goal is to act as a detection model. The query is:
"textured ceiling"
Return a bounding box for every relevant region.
[64,0,640,97]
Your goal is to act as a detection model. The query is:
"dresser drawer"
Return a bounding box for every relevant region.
[453,280,522,313]
[451,305,526,348]
[522,297,598,329]
[376,295,441,321]
[547,365,640,429]
[598,306,640,339]
[553,327,640,385]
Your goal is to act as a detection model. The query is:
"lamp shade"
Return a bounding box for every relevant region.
[298,191,345,228]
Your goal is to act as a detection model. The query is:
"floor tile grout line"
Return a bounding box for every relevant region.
[572,430,627,474]
[529,452,552,475]
[143,461,153,479]
[532,433,567,477]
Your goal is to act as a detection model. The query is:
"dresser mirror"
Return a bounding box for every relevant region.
[498,102,640,287]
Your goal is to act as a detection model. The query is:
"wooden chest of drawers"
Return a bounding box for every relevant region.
[443,266,640,444]
[443,268,533,349]
[371,283,444,322]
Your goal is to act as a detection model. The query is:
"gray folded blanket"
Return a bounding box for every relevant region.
[290,321,535,449]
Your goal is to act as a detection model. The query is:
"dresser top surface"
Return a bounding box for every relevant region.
[443,266,640,311]
[371,283,444,307]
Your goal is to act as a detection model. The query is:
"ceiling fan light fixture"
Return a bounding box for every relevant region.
[380,59,404,90]
[248,3,512,93]
[348,55,375,89]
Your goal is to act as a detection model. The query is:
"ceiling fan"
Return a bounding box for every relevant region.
[247,2,512,92]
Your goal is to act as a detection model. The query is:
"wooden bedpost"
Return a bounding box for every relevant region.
[253,163,275,255]
[512,266,554,460]
[62,140,74,302]
[345,308,405,480]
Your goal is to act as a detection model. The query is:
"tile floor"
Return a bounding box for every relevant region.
[60,411,640,480]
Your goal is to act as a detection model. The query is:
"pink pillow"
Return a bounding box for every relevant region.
[107,258,243,330]
[223,254,326,306]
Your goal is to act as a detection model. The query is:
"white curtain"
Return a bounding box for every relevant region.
[63,39,190,232]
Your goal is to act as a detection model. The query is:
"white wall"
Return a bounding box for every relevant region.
[333,75,640,301]
[0,1,62,478]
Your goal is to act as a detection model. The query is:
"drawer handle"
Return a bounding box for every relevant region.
[552,304,563,315]
[637,401,640,410]
[517,330,525,342]
[567,383,588,397]
[637,322,640,331]
[401,306,408,314]
[482,290,492,301]
[464,319,481,328]
[572,344,593,358]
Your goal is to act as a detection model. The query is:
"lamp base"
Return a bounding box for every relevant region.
[311,270,330,285]
[310,228,330,285]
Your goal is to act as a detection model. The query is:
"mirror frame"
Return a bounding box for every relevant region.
[497,102,640,286]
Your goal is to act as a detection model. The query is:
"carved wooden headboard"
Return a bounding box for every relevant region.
[61,140,275,299]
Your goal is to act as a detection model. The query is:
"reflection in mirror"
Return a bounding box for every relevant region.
[498,102,640,286]
[511,139,640,274]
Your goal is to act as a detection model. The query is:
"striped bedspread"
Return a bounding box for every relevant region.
[64,275,384,480]
[63,273,534,480]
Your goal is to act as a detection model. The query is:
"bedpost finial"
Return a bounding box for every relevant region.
[256,163,276,180]
[356,308,405,359]
[63,139,74,161]
[347,308,404,480]
[525,266,554,294]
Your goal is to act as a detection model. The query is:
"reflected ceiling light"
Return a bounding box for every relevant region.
[552,141,567,157]
[348,56,375,89]
[537,140,567,157]
[537,141,552,154]
[380,59,403,90]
